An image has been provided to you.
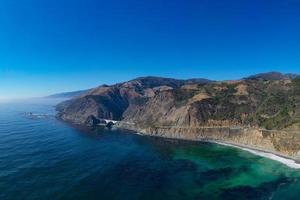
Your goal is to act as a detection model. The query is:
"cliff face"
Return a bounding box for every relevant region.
[119,123,300,159]
[56,73,300,159]
[56,73,300,130]
[122,75,300,131]
[56,76,212,124]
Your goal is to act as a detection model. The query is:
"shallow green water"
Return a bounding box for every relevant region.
[171,144,300,199]
[1,100,300,199]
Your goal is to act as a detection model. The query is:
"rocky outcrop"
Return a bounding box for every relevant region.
[84,115,101,127]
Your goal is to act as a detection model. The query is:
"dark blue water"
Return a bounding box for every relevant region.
[1,99,300,200]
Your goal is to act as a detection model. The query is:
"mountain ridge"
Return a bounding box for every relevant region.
[47,89,90,99]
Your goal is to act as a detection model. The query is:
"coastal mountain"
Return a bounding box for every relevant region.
[56,76,213,124]
[47,89,90,99]
[56,72,300,130]
[56,72,300,160]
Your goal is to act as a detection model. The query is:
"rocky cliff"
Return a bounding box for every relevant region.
[56,76,212,124]
[56,73,300,160]
[118,123,300,160]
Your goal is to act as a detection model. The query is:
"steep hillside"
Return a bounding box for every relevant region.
[56,73,300,130]
[56,76,212,125]
[56,73,300,159]
[123,77,300,131]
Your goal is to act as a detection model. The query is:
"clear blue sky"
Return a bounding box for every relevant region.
[1,0,300,99]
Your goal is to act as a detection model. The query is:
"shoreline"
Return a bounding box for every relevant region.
[130,130,300,169]
[211,141,300,169]
[57,119,300,169]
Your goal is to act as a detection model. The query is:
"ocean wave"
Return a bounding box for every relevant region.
[214,142,300,169]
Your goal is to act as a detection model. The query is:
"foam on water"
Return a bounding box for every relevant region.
[215,142,300,169]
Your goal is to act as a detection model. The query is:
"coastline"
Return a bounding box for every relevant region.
[57,119,300,169]
[115,123,300,169]
[212,141,300,169]
[132,130,300,169]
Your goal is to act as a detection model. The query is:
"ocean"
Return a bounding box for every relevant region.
[1,99,300,200]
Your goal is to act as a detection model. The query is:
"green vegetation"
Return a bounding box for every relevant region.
[292,77,300,95]
[173,88,197,107]
[58,74,300,131]
[226,84,237,94]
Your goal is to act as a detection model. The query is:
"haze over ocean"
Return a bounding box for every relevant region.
[1,0,300,99]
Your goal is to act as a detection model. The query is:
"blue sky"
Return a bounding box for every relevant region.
[1,0,300,99]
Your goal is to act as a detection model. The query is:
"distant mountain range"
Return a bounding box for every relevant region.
[244,72,298,81]
[47,89,90,99]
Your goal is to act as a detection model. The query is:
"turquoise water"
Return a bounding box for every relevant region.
[1,99,300,200]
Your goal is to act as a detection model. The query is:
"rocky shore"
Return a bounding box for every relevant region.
[116,122,300,162]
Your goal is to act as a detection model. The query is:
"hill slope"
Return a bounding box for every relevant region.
[56,73,300,130]
[56,76,212,124]
[56,73,300,159]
